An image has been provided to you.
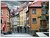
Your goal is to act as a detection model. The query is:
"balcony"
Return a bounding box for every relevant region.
[42,9,48,15]
[40,15,47,20]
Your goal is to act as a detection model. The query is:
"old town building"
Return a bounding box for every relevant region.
[1,2,10,34]
[28,0,49,32]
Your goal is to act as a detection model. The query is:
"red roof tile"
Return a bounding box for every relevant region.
[35,0,49,2]
[1,2,8,7]
[29,0,49,7]
[29,1,42,7]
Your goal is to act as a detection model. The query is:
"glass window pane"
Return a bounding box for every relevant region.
[32,18,36,24]
[32,9,36,14]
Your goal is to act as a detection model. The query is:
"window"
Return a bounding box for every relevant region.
[42,9,47,14]
[32,9,36,14]
[42,4,46,8]
[46,16,49,21]
[42,2,46,8]
[46,10,48,14]
[32,18,37,24]
[1,10,3,16]
[42,2,48,14]
[41,15,46,20]
[1,10,2,12]
[1,19,2,23]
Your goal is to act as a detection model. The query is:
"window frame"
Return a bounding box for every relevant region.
[42,9,47,14]
[32,18,37,24]
[32,9,36,14]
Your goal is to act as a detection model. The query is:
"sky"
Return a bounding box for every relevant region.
[1,0,48,1]
[1,0,34,1]
[2,1,26,9]
[1,0,48,9]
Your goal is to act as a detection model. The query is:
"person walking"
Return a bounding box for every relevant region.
[20,26,22,33]
[2,21,7,34]
[17,26,19,33]
[24,25,27,33]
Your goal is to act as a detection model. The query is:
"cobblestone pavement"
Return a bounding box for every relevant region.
[1,33,33,37]
[1,32,49,37]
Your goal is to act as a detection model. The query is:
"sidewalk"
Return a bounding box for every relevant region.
[1,32,49,37]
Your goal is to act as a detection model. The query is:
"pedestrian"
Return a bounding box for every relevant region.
[27,25,30,33]
[20,26,22,33]
[24,25,27,33]
[17,26,19,33]
[2,21,7,34]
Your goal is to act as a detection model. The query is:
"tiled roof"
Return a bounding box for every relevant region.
[29,0,48,7]
[1,2,8,7]
[34,0,49,2]
[29,1,42,7]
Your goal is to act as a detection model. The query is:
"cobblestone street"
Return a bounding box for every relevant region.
[1,33,32,37]
[1,0,49,37]
[1,32,49,37]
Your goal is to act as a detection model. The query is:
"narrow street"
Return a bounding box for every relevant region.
[1,33,32,37]
[1,32,48,37]
[1,0,49,37]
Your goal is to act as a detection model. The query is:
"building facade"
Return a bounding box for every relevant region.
[9,2,28,33]
[28,0,49,32]
[28,1,42,31]
[1,2,10,33]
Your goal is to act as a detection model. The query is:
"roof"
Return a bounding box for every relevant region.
[34,0,49,2]
[29,1,42,7]
[29,0,49,7]
[1,2,8,8]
